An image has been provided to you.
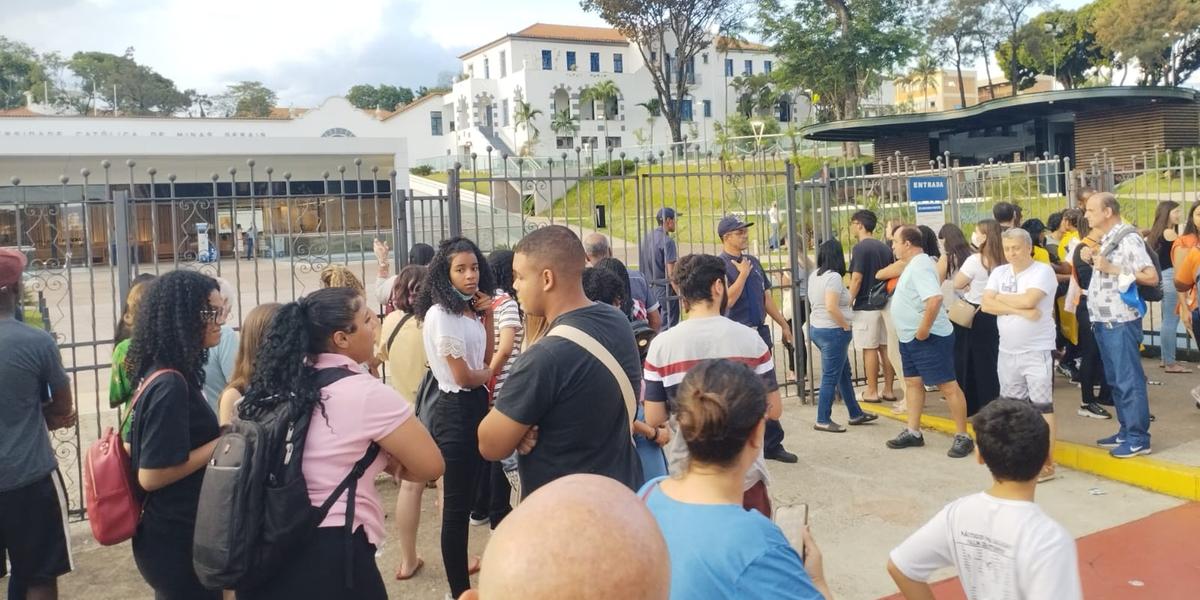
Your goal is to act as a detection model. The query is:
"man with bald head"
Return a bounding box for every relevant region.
[585,231,663,331]
[480,225,643,496]
[460,474,670,600]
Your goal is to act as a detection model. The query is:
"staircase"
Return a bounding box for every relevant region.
[478,126,517,158]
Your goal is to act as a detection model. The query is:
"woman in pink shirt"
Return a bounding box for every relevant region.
[237,287,444,599]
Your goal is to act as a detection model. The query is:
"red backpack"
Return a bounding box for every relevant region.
[84,369,180,545]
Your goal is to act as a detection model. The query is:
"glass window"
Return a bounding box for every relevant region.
[500,51,507,77]
[557,136,574,149]
[430,112,443,136]
[484,58,490,79]
[765,60,772,74]
[590,52,600,72]
[542,50,552,70]
[725,58,734,77]
[567,51,577,71]
[502,99,510,126]
[680,99,693,122]
[605,136,622,148]
[744,60,753,75]
[614,53,623,73]
[703,99,712,118]
[702,53,709,64]
[686,57,695,84]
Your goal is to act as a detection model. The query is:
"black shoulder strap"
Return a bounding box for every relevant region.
[385,313,414,356]
[314,442,382,589]
[310,367,358,389]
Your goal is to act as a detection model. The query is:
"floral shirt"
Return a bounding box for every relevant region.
[1087,223,1153,324]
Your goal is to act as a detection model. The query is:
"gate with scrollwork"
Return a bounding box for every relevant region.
[0,157,403,519]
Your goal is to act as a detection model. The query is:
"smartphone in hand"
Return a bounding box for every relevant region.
[774,503,809,560]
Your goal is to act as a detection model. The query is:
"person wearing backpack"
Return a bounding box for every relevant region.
[0,248,76,600]
[125,270,224,600]
[376,264,431,582]
[234,287,444,599]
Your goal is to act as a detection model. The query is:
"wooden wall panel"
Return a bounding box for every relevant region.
[875,134,931,172]
[1075,103,1199,170]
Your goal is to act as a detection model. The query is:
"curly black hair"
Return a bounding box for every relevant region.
[594,257,634,319]
[237,287,362,423]
[582,266,624,307]
[125,270,219,386]
[414,236,494,320]
[488,249,516,298]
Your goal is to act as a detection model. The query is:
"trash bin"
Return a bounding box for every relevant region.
[594,205,607,229]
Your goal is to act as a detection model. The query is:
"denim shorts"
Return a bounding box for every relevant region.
[899,333,956,386]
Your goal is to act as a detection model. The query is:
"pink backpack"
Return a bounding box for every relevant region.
[84,369,179,545]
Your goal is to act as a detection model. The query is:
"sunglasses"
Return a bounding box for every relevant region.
[199,306,223,324]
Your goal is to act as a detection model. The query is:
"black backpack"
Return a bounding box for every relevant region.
[1102,225,1164,302]
[192,367,380,591]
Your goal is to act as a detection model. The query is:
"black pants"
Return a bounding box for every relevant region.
[754,324,787,453]
[957,311,1000,416]
[471,460,513,529]
[429,387,489,597]
[132,521,220,600]
[238,527,386,600]
[1077,297,1113,405]
[1,473,72,599]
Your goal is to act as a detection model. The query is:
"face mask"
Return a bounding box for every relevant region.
[454,287,475,302]
[971,231,985,248]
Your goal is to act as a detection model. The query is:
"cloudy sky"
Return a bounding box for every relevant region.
[5,0,1093,108]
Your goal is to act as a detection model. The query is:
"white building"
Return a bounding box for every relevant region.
[440,23,807,163]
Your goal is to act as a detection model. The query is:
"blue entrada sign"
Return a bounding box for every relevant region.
[908,176,948,203]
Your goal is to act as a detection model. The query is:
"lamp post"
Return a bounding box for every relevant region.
[750,118,766,165]
[1044,22,1061,89]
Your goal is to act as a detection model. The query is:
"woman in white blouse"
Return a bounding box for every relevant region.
[952,219,1006,415]
[415,237,495,599]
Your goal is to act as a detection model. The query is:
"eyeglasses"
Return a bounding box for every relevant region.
[199,306,222,324]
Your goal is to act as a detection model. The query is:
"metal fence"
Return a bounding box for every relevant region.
[4,145,1194,518]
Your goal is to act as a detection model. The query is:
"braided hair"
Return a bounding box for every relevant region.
[125,270,218,387]
[236,287,361,422]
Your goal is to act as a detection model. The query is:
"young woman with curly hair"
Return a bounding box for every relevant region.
[414,236,495,599]
[124,270,223,600]
[236,287,443,599]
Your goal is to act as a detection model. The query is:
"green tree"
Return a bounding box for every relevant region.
[513,101,543,156]
[990,0,1049,97]
[69,48,189,115]
[636,98,662,149]
[582,0,748,146]
[346,83,415,111]
[760,0,922,157]
[219,81,277,118]
[731,72,781,117]
[581,79,621,152]
[0,37,44,109]
[1016,7,1113,90]
[901,54,942,112]
[1093,0,1200,86]
[930,0,986,108]
[550,108,580,142]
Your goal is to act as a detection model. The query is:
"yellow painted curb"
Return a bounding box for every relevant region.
[859,403,1200,501]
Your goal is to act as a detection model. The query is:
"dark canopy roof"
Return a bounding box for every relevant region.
[801,87,1200,142]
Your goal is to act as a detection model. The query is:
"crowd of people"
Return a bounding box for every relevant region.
[1,184,1192,600]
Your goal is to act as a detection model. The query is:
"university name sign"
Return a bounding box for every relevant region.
[1,129,269,138]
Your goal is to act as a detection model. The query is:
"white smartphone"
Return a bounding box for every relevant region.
[774,503,809,560]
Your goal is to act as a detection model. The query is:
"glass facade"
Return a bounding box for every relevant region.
[931,118,1064,166]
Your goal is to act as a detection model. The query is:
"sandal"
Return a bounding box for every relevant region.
[396,558,424,581]
[849,413,878,426]
[891,402,908,414]
[1037,465,1057,483]
[881,395,899,402]
[1164,364,1191,374]
[860,395,882,404]
[813,422,847,433]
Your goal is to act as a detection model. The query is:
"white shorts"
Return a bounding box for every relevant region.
[852,310,888,350]
[998,350,1055,413]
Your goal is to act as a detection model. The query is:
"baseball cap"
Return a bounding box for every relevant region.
[656,207,681,222]
[0,248,28,289]
[717,214,754,238]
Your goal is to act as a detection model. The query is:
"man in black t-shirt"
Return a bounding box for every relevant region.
[848,210,897,403]
[480,226,643,497]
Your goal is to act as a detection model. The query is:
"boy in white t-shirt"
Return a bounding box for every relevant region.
[887,398,1083,600]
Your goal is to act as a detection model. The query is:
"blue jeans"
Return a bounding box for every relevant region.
[1160,267,1180,364]
[810,326,865,424]
[1093,319,1151,447]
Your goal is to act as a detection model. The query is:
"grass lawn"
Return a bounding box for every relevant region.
[422,171,493,196]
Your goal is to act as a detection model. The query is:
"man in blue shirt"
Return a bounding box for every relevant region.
[885,226,974,459]
[640,208,680,329]
[718,215,798,464]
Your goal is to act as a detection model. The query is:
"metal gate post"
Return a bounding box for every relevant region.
[783,161,810,401]
[447,166,464,238]
[819,164,833,243]
[394,185,409,267]
[113,190,132,305]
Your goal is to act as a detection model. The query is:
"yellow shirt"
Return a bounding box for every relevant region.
[1058,231,1079,261]
[1033,246,1051,264]
[377,311,427,401]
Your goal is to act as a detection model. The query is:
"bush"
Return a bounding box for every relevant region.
[410,165,434,176]
[592,159,637,177]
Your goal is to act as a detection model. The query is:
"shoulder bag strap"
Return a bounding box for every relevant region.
[547,325,636,437]
[385,313,414,356]
[121,368,184,438]
[313,442,381,590]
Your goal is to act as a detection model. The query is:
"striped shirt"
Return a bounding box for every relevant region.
[643,315,778,490]
[492,291,524,392]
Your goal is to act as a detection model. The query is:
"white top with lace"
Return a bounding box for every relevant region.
[422,304,487,393]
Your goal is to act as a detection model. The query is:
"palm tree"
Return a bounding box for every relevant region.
[513,101,543,156]
[636,98,662,153]
[550,109,579,147]
[908,55,942,112]
[581,80,621,152]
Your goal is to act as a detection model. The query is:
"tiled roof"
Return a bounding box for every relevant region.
[267,107,309,119]
[715,36,770,52]
[386,93,444,119]
[460,22,629,58]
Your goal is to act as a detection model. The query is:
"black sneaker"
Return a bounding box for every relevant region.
[947,434,975,458]
[1056,362,1079,380]
[886,430,925,449]
[1077,403,1113,420]
[848,413,879,426]
[765,448,799,463]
